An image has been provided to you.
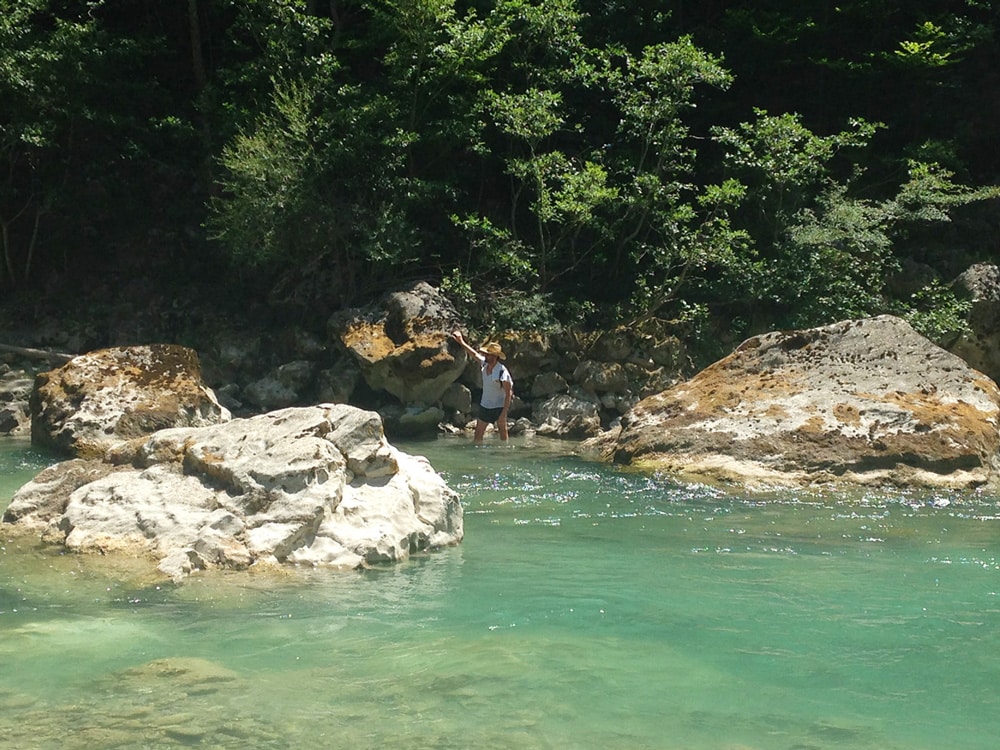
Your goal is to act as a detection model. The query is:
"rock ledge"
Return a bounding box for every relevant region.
[603,316,1000,489]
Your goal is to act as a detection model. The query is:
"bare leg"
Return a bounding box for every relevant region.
[497,414,509,441]
[473,419,488,443]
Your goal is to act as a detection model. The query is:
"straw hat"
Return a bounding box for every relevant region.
[479,342,506,360]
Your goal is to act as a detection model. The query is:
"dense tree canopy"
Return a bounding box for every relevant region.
[2,0,998,360]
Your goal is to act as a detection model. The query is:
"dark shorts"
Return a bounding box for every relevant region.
[477,405,505,424]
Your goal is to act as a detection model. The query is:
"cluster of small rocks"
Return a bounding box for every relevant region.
[176,282,689,442]
[0,363,33,435]
[0,344,71,436]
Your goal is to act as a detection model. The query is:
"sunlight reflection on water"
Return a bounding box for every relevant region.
[2,433,1000,749]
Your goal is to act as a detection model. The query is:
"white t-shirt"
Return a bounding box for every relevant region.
[480,360,513,409]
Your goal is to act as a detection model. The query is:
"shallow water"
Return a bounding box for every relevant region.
[2,434,999,749]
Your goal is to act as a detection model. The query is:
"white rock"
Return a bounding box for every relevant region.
[3,404,462,579]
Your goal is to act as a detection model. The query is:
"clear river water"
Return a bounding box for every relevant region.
[2,433,999,749]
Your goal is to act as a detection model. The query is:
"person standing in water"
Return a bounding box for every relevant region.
[452,331,513,442]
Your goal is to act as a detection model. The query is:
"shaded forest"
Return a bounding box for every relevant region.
[2,0,999,362]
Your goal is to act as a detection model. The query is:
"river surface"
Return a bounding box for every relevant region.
[2,433,1000,749]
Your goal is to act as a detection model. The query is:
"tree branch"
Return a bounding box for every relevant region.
[0,344,74,364]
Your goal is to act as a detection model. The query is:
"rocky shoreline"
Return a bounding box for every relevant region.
[6,275,1000,579]
[6,268,1000,493]
[1,282,690,443]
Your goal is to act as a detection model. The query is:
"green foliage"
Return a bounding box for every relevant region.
[485,88,565,145]
[779,186,899,326]
[440,265,559,332]
[204,0,999,340]
[439,267,476,317]
[209,0,338,137]
[894,22,956,68]
[210,66,427,299]
[603,38,741,323]
[471,30,739,322]
[450,214,536,283]
[703,108,1000,332]
[892,161,1000,222]
[712,110,879,239]
[612,37,733,150]
[371,0,500,153]
[3,0,1000,360]
[445,213,553,328]
[890,17,988,70]
[210,76,335,266]
[894,279,972,344]
[490,289,560,332]
[707,112,877,326]
[0,0,168,285]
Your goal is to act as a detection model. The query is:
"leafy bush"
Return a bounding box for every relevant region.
[894,279,972,345]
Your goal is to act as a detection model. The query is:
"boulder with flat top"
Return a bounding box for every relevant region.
[600,315,1000,489]
[31,344,230,458]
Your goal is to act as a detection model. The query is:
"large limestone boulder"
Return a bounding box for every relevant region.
[31,344,230,458]
[329,282,466,406]
[3,404,463,579]
[603,316,1000,489]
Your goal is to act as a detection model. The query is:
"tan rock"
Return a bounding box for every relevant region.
[31,344,230,458]
[331,282,466,405]
[947,262,1000,384]
[606,316,1000,489]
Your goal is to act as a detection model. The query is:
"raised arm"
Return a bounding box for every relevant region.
[452,331,484,361]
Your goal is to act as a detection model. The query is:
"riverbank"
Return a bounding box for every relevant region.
[0,281,695,443]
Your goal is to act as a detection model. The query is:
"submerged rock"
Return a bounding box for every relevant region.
[602,316,1000,489]
[3,404,463,579]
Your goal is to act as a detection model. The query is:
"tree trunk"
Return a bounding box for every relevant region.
[23,208,41,282]
[1,221,10,284]
[188,0,207,91]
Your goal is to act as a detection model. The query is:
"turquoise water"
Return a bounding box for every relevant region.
[2,434,1000,749]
